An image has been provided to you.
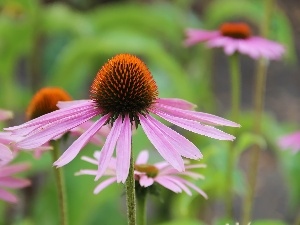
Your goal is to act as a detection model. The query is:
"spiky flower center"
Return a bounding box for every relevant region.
[135,164,159,178]
[220,23,251,39]
[26,87,72,120]
[90,54,158,126]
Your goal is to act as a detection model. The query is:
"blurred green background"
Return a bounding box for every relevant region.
[0,0,299,224]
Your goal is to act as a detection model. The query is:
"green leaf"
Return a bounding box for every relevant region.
[235,132,267,156]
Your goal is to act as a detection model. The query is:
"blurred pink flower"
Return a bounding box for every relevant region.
[0,109,13,121]
[76,150,207,198]
[278,131,300,153]
[185,22,285,60]
[5,54,239,183]
[0,157,31,203]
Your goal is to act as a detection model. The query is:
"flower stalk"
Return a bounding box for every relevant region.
[242,1,274,224]
[125,150,136,225]
[136,187,147,225]
[226,52,241,218]
[51,140,68,225]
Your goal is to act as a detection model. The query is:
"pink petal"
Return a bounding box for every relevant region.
[0,109,13,121]
[155,177,182,193]
[75,169,98,176]
[156,98,196,110]
[0,177,30,188]
[135,150,149,165]
[154,103,240,127]
[278,131,300,153]
[116,115,132,183]
[57,100,90,109]
[0,144,13,164]
[139,115,185,172]
[139,175,154,187]
[184,29,220,46]
[0,189,18,203]
[81,156,98,165]
[94,177,117,194]
[153,110,235,141]
[96,116,123,180]
[5,100,96,134]
[176,177,208,199]
[0,163,30,177]
[146,115,202,159]
[54,114,110,167]
[17,109,99,149]
[160,175,192,195]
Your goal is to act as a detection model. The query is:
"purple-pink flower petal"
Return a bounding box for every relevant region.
[94,177,117,194]
[135,150,149,165]
[0,189,17,203]
[0,177,31,188]
[139,115,185,172]
[54,114,110,167]
[96,116,123,180]
[116,115,132,183]
[156,98,196,110]
[154,110,235,141]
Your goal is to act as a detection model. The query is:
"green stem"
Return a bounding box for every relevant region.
[225,53,241,219]
[51,141,68,225]
[136,189,147,225]
[125,151,136,225]
[242,1,274,224]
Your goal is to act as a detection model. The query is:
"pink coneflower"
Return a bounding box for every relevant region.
[278,131,300,153]
[0,157,31,203]
[5,54,239,183]
[76,150,207,198]
[185,22,285,60]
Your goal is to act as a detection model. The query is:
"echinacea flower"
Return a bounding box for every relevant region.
[278,131,300,153]
[0,157,31,203]
[76,150,207,198]
[5,54,239,183]
[185,22,285,60]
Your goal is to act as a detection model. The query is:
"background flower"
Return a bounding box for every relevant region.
[278,131,300,153]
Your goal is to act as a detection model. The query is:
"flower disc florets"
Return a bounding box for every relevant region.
[26,87,72,120]
[90,54,158,126]
[220,22,251,39]
[134,164,159,178]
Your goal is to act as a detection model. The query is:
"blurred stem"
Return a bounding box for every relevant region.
[225,53,241,218]
[126,149,136,225]
[294,209,300,225]
[242,1,274,224]
[51,140,68,225]
[136,188,147,225]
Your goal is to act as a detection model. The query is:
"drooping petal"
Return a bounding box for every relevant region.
[160,175,192,196]
[154,110,235,141]
[176,177,208,199]
[75,170,98,176]
[0,163,30,178]
[146,115,202,159]
[0,189,17,203]
[156,98,196,110]
[96,116,123,180]
[0,177,30,188]
[57,100,91,109]
[0,144,13,164]
[153,103,240,127]
[94,177,117,194]
[155,177,182,193]
[135,150,149,165]
[5,100,97,134]
[116,115,132,183]
[81,156,98,165]
[17,109,99,149]
[139,175,154,187]
[184,29,220,46]
[139,115,185,172]
[54,114,110,167]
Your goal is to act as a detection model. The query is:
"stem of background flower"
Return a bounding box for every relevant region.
[125,150,136,225]
[242,1,273,224]
[225,53,241,219]
[136,188,147,225]
[51,140,68,225]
